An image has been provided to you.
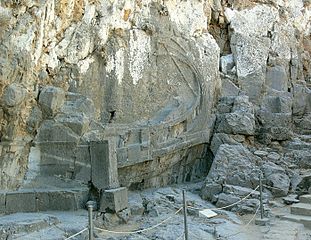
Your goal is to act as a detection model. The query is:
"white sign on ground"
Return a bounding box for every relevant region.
[199,209,217,218]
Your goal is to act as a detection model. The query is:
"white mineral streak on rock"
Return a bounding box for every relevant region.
[166,0,207,37]
[115,48,125,85]
[34,0,56,66]
[129,29,151,85]
[106,54,115,74]
[104,48,124,84]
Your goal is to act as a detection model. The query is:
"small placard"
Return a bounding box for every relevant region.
[199,209,217,218]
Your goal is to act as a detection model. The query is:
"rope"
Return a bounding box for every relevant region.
[64,228,88,240]
[263,184,285,191]
[189,231,201,239]
[95,207,183,234]
[176,232,185,240]
[188,185,260,211]
[216,206,260,240]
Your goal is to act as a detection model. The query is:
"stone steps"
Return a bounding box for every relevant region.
[282,214,311,229]
[0,187,88,214]
[300,194,311,204]
[0,213,60,240]
[281,194,311,229]
[291,203,311,216]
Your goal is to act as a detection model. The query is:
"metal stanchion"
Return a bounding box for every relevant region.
[182,190,189,240]
[259,173,264,219]
[255,171,269,226]
[87,201,96,240]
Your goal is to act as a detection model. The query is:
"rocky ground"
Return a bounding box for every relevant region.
[2,182,311,240]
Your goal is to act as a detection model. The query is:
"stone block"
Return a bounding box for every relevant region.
[90,140,119,189]
[36,120,79,143]
[36,190,50,211]
[100,187,128,213]
[48,190,77,211]
[55,113,90,136]
[127,144,142,163]
[39,86,65,117]
[74,145,91,183]
[6,191,36,213]
[266,65,288,91]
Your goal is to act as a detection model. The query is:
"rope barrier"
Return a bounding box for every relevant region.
[263,184,285,191]
[188,185,260,211]
[216,206,260,240]
[189,230,201,239]
[64,228,88,240]
[176,232,185,240]
[95,207,183,235]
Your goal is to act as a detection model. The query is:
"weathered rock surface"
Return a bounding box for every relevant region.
[0,0,310,222]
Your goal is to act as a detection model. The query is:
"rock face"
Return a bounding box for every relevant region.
[0,0,310,212]
[0,0,220,190]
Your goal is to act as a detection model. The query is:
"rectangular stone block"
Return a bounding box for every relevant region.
[74,145,91,182]
[48,190,78,211]
[6,191,36,213]
[100,187,128,213]
[36,190,50,212]
[127,144,141,162]
[90,140,119,189]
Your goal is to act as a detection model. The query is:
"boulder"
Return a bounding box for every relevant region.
[261,95,292,114]
[61,93,96,118]
[216,95,255,135]
[2,83,27,107]
[292,84,311,116]
[39,86,65,117]
[210,133,240,155]
[201,183,222,202]
[261,162,290,197]
[216,112,255,135]
[216,193,240,209]
[206,144,261,188]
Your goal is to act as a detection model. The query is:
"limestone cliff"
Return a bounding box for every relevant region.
[0,0,310,194]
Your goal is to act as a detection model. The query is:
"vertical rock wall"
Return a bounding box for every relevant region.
[0,0,310,192]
